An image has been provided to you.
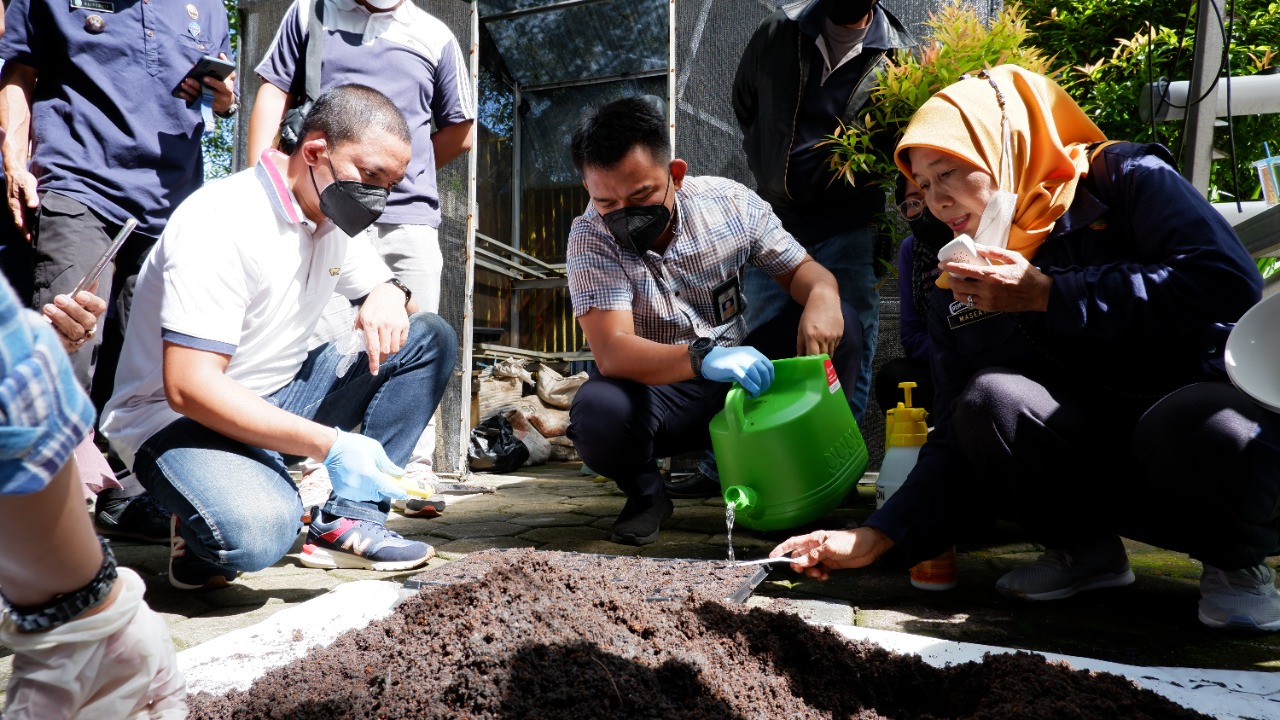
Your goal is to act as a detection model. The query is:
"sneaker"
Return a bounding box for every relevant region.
[663,470,721,500]
[94,493,170,544]
[394,498,447,519]
[301,510,434,571]
[1198,563,1280,631]
[391,465,444,517]
[610,495,674,546]
[169,515,238,591]
[996,536,1135,601]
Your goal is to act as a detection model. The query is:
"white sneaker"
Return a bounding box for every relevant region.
[391,465,445,517]
[1199,563,1280,631]
[996,536,1134,601]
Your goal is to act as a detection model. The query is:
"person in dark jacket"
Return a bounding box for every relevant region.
[771,65,1280,631]
[668,0,914,501]
[732,0,914,417]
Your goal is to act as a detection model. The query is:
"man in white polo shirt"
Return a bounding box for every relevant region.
[102,85,458,590]
[248,0,476,502]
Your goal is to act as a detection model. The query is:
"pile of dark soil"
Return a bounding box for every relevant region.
[188,549,1209,719]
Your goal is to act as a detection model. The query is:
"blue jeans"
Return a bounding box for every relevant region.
[742,225,879,423]
[133,312,458,573]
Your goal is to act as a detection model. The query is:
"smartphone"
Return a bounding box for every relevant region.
[171,55,236,99]
[937,235,992,267]
[74,218,137,296]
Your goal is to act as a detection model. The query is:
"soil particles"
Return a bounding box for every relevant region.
[188,549,1210,719]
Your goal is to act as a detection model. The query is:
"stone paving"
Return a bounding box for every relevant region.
[3,461,1279,701]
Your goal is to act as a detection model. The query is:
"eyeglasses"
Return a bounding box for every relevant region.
[897,198,924,220]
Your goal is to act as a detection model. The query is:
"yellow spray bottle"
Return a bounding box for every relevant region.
[875,382,956,591]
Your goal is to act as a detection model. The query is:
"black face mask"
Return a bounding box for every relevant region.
[309,155,389,236]
[821,0,875,25]
[601,177,674,256]
[908,208,953,254]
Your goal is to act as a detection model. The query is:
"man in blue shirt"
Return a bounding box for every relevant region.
[0,0,235,539]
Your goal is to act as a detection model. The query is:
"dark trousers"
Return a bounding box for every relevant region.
[568,301,862,503]
[31,192,155,394]
[953,370,1280,570]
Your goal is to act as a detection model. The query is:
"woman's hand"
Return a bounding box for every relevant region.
[42,284,106,355]
[941,245,1053,313]
[768,527,894,581]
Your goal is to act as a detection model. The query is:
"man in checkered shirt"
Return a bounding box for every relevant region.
[565,97,864,546]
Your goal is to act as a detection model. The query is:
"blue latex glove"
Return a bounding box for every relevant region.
[701,345,775,396]
[322,429,409,503]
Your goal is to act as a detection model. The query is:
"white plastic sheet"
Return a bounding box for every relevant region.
[828,624,1280,720]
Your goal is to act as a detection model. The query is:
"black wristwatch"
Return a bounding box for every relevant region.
[688,336,714,377]
[386,278,412,307]
[214,101,240,119]
[1,537,118,633]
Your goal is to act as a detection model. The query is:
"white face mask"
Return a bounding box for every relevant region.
[973,188,1016,250]
[363,0,401,10]
[969,70,1017,250]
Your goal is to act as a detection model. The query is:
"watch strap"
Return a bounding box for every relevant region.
[386,278,412,306]
[688,337,713,377]
[1,537,118,633]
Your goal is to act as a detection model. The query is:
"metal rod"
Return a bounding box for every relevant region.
[475,231,564,274]
[511,277,569,290]
[667,0,677,154]
[1180,0,1225,196]
[481,0,609,23]
[520,68,669,93]
[510,85,523,350]
[476,246,551,278]
[476,257,523,280]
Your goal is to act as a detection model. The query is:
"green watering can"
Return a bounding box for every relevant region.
[709,355,867,531]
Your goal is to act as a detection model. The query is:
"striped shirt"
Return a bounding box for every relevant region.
[0,275,95,495]
[567,175,806,347]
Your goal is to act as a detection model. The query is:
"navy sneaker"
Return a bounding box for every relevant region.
[300,510,434,571]
[95,492,170,544]
[169,515,238,591]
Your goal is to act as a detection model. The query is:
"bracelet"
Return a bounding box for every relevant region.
[1,537,118,633]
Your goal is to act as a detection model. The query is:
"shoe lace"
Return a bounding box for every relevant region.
[348,518,406,543]
[1037,548,1073,569]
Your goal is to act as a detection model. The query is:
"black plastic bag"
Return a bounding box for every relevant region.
[468,415,529,473]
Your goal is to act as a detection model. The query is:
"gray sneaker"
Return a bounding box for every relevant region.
[1198,563,1280,631]
[996,536,1135,601]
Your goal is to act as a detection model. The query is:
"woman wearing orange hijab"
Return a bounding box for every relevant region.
[772,65,1280,631]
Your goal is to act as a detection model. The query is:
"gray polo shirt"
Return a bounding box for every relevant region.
[0,0,232,237]
[256,0,476,228]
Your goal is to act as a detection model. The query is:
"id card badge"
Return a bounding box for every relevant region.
[711,275,743,326]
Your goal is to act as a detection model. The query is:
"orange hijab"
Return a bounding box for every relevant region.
[894,65,1106,261]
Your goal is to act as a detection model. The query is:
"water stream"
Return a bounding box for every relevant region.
[725,503,736,562]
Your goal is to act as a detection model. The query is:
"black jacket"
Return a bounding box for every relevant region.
[732,1,915,218]
[867,142,1263,566]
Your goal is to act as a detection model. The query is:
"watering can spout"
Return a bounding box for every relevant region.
[724,485,760,517]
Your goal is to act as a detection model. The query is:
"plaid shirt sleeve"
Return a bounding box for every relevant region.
[567,213,635,317]
[742,185,806,277]
[0,277,95,495]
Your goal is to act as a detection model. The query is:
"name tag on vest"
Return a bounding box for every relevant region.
[946,301,1003,330]
[71,0,115,12]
